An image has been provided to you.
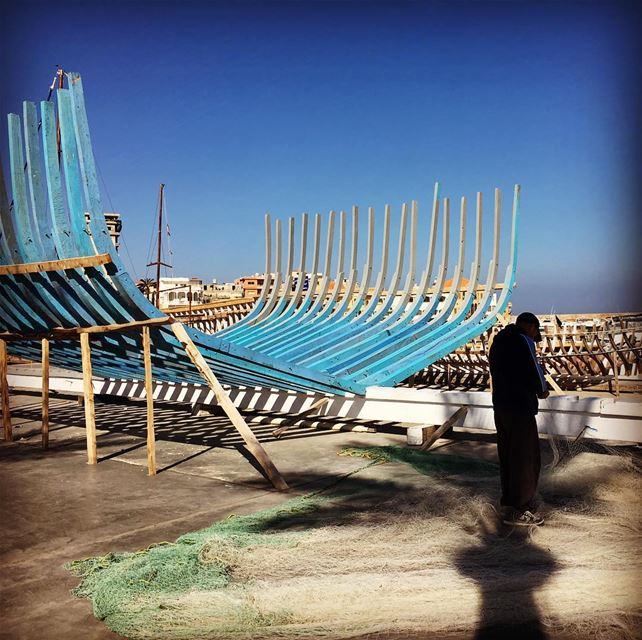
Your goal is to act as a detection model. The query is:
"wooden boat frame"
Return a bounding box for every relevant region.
[0,72,520,487]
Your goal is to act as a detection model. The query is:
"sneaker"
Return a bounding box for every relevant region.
[503,509,544,527]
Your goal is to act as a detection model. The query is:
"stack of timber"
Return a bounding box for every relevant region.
[405,312,642,392]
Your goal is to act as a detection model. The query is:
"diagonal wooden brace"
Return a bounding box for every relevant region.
[171,322,288,491]
[272,397,330,438]
[420,406,468,451]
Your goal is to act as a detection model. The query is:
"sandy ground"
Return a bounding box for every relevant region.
[1,391,640,639]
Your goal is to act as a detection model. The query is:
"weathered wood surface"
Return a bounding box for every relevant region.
[142,326,156,476]
[80,332,97,465]
[41,338,49,447]
[420,406,468,451]
[171,322,288,491]
[0,253,111,275]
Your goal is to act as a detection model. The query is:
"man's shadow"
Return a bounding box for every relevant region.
[454,517,558,640]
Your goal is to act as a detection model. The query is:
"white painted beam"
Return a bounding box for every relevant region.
[7,367,642,443]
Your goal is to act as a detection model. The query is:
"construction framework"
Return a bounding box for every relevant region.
[409,313,642,393]
[0,71,520,488]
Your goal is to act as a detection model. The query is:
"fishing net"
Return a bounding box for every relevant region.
[68,444,642,639]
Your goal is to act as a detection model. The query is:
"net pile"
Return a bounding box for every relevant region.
[68,444,642,639]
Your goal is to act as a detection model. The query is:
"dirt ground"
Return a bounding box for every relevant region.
[0,391,640,640]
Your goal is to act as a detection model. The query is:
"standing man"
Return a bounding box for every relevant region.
[489,312,549,526]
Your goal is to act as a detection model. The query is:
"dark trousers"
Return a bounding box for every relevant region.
[494,408,541,513]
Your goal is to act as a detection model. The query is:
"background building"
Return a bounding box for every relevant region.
[237,274,266,298]
[84,212,122,252]
[203,280,245,302]
[158,277,203,309]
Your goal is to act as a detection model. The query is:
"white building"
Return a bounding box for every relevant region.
[84,212,122,251]
[202,280,245,302]
[158,277,203,309]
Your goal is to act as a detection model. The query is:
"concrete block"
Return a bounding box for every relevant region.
[406,424,436,446]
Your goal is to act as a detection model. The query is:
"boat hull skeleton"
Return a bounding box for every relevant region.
[1,72,519,398]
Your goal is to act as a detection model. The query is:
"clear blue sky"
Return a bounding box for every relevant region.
[2,1,640,313]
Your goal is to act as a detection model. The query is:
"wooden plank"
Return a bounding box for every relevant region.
[24,101,57,260]
[57,89,96,254]
[142,326,156,476]
[406,424,437,446]
[0,253,111,275]
[8,113,39,263]
[41,100,79,259]
[545,373,563,394]
[0,315,171,342]
[41,338,49,448]
[420,406,468,451]
[0,340,12,441]
[68,74,116,256]
[74,316,171,335]
[171,322,288,491]
[80,332,97,464]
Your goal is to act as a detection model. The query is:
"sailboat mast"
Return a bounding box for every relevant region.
[146,183,172,307]
[155,183,165,307]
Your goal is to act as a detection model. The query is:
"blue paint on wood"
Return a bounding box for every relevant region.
[23,101,58,260]
[41,100,80,259]
[7,113,38,262]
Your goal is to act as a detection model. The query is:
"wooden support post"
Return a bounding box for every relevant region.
[142,326,156,476]
[80,332,97,464]
[41,338,49,448]
[420,406,468,451]
[0,340,12,441]
[171,322,288,491]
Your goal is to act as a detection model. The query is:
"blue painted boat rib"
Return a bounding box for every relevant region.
[1,72,519,397]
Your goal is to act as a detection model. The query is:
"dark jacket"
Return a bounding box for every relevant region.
[489,324,547,415]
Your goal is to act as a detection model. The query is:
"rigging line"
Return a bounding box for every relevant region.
[119,234,139,282]
[92,149,139,280]
[94,155,116,213]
